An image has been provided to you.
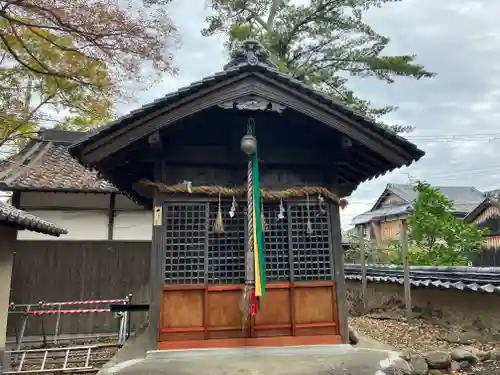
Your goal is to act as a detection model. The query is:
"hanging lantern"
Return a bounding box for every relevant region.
[240,134,257,155]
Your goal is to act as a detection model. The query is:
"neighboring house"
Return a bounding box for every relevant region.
[351,183,485,242]
[0,129,152,336]
[342,227,358,246]
[0,202,66,368]
[341,229,355,250]
[464,189,500,253]
[0,129,152,241]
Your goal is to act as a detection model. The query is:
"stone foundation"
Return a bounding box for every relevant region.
[346,281,500,338]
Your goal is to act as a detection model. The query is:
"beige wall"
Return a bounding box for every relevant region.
[378,219,403,241]
[0,226,15,364]
[17,192,152,241]
[346,281,500,337]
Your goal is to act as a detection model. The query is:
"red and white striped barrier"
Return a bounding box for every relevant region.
[28,309,111,316]
[41,299,126,307]
[9,294,132,349]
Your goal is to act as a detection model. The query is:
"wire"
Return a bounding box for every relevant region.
[393,164,500,179]
[402,133,500,144]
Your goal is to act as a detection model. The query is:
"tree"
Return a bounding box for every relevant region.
[0,28,113,152]
[0,0,177,153]
[403,181,487,266]
[198,0,436,132]
[0,0,177,89]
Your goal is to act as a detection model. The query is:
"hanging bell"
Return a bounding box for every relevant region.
[240,134,257,155]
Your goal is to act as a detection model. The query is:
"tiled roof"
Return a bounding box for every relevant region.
[485,189,500,198]
[388,183,485,213]
[353,183,486,225]
[71,41,425,177]
[0,131,116,192]
[0,202,67,236]
[345,264,500,294]
[351,204,412,226]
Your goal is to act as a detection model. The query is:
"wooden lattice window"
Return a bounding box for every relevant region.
[163,200,333,284]
[207,201,246,284]
[263,202,290,281]
[164,203,207,284]
[288,202,332,281]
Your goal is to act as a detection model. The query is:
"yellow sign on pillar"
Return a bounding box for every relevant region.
[153,206,162,226]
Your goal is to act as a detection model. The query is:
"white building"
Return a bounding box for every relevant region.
[0,130,152,242]
[0,129,152,335]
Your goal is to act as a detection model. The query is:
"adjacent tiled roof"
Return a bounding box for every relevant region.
[485,189,500,199]
[387,183,485,213]
[462,187,500,223]
[345,264,500,294]
[353,183,486,225]
[0,131,116,192]
[0,202,67,236]
[351,204,412,225]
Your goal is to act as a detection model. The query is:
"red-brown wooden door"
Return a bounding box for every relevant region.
[158,281,340,349]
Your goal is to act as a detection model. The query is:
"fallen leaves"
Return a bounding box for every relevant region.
[349,314,500,375]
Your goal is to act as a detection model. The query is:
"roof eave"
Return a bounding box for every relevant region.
[0,211,68,236]
[0,182,117,194]
[352,211,411,226]
[463,199,491,223]
[69,66,424,172]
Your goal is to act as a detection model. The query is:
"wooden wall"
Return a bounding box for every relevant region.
[8,241,151,337]
[473,235,500,266]
[470,205,500,266]
[158,281,340,349]
[379,220,403,241]
[379,193,406,207]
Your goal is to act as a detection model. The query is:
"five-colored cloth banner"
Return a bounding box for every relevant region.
[250,119,266,306]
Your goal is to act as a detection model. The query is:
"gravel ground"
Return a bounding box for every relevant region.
[350,315,500,375]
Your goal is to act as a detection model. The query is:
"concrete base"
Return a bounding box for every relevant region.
[98,325,150,375]
[355,334,395,352]
[100,345,412,375]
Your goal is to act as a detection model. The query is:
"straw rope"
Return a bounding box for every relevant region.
[246,158,254,284]
[139,180,348,208]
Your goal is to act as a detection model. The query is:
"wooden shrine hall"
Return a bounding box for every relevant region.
[69,40,425,350]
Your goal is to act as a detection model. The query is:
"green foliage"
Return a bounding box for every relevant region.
[201,0,436,133]
[346,234,399,264]
[404,181,488,266]
[0,0,178,154]
[346,182,487,267]
[0,23,113,153]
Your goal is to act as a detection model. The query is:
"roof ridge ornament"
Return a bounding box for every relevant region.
[223,39,278,70]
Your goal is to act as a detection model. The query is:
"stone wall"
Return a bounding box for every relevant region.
[346,281,500,337]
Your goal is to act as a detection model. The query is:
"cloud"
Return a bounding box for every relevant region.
[120,0,500,230]
[339,0,500,229]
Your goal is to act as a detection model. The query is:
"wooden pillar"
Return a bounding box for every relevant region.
[400,219,412,322]
[107,193,116,240]
[147,131,165,348]
[329,203,348,343]
[0,226,15,373]
[11,191,20,209]
[356,225,367,313]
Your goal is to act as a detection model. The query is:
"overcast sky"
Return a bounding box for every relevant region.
[120,0,500,230]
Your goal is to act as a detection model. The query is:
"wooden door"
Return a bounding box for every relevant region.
[158,200,342,349]
[158,281,340,349]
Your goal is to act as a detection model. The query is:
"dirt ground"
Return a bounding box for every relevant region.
[350,315,500,375]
